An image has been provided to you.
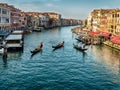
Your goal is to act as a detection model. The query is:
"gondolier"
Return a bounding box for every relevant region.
[31,42,43,55]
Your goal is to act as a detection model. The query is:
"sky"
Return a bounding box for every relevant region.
[1,0,120,20]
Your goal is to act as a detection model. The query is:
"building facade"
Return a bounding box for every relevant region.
[88,9,120,35]
[0,5,10,30]
[0,3,21,30]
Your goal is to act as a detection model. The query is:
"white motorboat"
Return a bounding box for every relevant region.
[0,47,4,54]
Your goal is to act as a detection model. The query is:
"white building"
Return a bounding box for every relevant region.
[0,5,10,30]
[31,15,39,29]
[87,13,92,29]
[39,14,49,28]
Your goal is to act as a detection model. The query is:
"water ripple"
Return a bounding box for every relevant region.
[0,26,120,90]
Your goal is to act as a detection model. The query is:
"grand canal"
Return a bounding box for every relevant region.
[0,26,120,90]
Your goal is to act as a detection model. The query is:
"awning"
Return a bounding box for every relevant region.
[6,35,22,40]
[110,35,120,44]
[99,32,111,38]
[89,31,100,36]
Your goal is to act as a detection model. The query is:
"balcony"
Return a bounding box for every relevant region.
[0,23,10,26]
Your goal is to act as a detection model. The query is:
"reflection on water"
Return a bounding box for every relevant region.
[7,51,22,59]
[91,45,120,74]
[2,56,7,68]
[1,51,23,67]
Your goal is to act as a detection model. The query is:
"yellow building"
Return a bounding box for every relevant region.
[89,9,120,36]
[116,10,120,36]
[43,12,61,27]
[106,9,120,35]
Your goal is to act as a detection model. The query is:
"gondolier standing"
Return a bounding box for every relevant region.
[40,42,43,48]
[30,42,43,55]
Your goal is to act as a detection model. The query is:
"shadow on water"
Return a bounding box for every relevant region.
[74,47,87,63]
[82,51,87,58]
[79,51,87,63]
[30,49,43,59]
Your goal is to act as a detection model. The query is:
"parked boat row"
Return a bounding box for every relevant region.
[33,27,44,32]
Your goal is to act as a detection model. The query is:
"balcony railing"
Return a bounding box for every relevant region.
[0,23,10,26]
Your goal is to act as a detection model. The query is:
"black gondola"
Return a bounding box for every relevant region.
[31,42,43,55]
[85,41,91,45]
[75,38,82,42]
[73,44,87,51]
[52,41,64,49]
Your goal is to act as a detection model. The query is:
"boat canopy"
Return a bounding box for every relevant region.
[6,35,22,40]
[12,30,23,34]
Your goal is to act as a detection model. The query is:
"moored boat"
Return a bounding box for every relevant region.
[85,41,91,45]
[73,44,87,51]
[33,27,44,32]
[52,41,64,49]
[75,38,82,42]
[0,47,4,54]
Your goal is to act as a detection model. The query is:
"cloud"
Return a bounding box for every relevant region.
[18,4,41,12]
[45,3,59,8]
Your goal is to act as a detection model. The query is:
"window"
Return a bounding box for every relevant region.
[7,11,9,15]
[2,9,7,14]
[111,25,113,29]
[118,14,119,17]
[24,18,26,20]
[0,8,1,14]
[6,18,9,23]
[22,22,25,25]
[112,14,114,18]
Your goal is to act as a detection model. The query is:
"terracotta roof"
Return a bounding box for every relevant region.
[43,12,59,15]
[0,3,21,12]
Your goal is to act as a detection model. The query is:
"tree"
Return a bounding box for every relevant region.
[84,19,87,27]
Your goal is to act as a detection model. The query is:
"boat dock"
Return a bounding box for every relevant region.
[5,30,24,50]
[5,34,23,50]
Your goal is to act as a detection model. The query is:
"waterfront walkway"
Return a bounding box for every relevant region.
[104,41,120,51]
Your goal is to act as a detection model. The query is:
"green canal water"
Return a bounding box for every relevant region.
[0,26,120,90]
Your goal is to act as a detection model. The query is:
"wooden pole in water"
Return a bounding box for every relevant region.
[3,49,7,59]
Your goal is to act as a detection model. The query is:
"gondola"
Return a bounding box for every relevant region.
[31,42,43,55]
[73,44,87,51]
[52,41,64,49]
[75,38,82,42]
[31,48,42,54]
[84,41,91,45]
